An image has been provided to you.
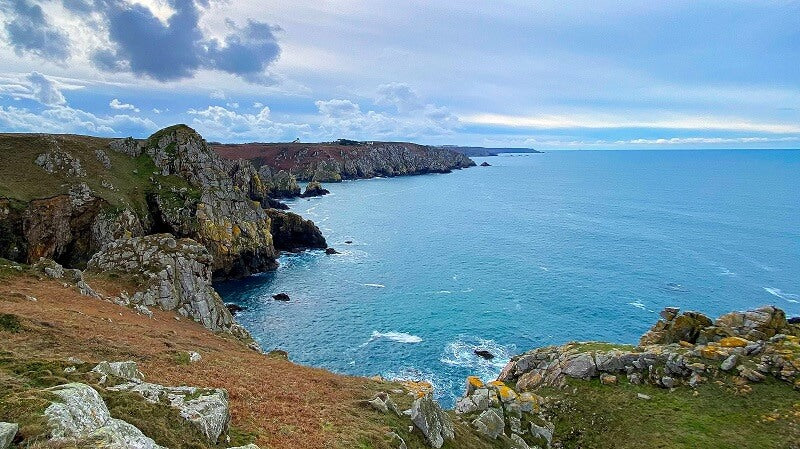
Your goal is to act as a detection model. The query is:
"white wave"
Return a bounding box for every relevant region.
[719,268,736,276]
[436,290,452,294]
[764,287,800,303]
[628,301,646,310]
[363,283,385,288]
[371,331,423,343]
[539,266,549,271]
[461,288,474,293]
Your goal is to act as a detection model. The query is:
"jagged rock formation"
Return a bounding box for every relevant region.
[410,395,454,448]
[86,234,253,339]
[300,181,330,197]
[499,306,799,392]
[266,210,327,252]
[213,141,476,182]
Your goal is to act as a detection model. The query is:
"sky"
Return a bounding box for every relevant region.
[0,0,799,149]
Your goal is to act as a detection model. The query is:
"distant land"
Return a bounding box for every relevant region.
[439,145,543,157]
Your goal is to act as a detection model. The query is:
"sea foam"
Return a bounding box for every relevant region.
[370,331,423,343]
[764,287,800,303]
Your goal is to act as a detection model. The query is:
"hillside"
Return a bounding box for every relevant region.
[439,146,543,157]
[212,141,475,183]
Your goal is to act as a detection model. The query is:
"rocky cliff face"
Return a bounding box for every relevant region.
[213,141,476,183]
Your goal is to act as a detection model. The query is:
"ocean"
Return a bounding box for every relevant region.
[215,150,800,406]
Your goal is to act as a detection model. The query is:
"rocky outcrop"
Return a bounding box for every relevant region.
[410,395,454,449]
[213,141,476,182]
[266,209,327,252]
[44,382,165,449]
[300,181,330,197]
[86,234,251,339]
[498,306,800,393]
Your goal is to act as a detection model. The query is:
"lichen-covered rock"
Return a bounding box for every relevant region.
[109,381,230,444]
[44,383,164,449]
[715,306,788,341]
[34,138,86,177]
[0,422,18,449]
[471,408,504,439]
[266,209,327,252]
[640,309,713,345]
[92,361,145,382]
[410,395,454,448]
[300,181,329,197]
[86,234,247,337]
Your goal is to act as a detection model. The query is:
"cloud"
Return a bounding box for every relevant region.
[315,99,361,117]
[462,112,800,134]
[0,104,156,135]
[26,72,66,105]
[187,104,309,141]
[1,0,71,61]
[109,98,140,112]
[210,89,226,100]
[375,82,421,112]
[89,0,282,84]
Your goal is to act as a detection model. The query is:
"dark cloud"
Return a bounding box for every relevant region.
[2,0,71,61]
[89,0,281,83]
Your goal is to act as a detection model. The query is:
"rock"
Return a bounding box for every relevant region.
[300,181,330,197]
[44,383,164,448]
[324,247,339,255]
[228,445,261,449]
[109,381,230,443]
[345,240,353,244]
[738,366,766,382]
[0,422,18,449]
[628,373,642,385]
[368,397,389,414]
[471,408,505,439]
[715,306,788,341]
[226,303,245,315]
[272,293,290,301]
[480,161,491,167]
[661,376,676,388]
[86,234,248,338]
[562,353,596,380]
[640,309,713,345]
[465,376,485,395]
[720,354,739,371]
[189,351,202,363]
[266,209,327,252]
[719,336,749,348]
[789,317,800,324]
[510,433,531,449]
[600,373,618,385]
[660,307,680,321]
[410,396,454,448]
[474,349,495,360]
[92,361,144,382]
[637,393,651,400]
[388,431,407,449]
[530,420,554,446]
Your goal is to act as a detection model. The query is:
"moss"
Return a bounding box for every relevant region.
[0,313,21,333]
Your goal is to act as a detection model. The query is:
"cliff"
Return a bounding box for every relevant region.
[212,141,476,183]
[0,125,326,279]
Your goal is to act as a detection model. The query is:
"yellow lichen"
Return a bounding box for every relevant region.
[719,336,749,348]
[467,376,484,389]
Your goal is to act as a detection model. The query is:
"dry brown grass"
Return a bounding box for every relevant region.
[0,273,413,449]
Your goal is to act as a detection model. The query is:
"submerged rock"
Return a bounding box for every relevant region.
[480,161,491,167]
[272,293,290,302]
[325,247,339,255]
[474,349,495,360]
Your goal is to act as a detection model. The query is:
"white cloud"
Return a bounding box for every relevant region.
[152,108,162,114]
[187,104,309,141]
[374,82,421,112]
[0,104,157,135]
[462,112,800,134]
[109,98,140,112]
[226,102,240,109]
[210,89,226,100]
[26,72,66,105]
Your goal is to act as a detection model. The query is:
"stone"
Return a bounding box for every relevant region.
[325,247,339,255]
[720,354,739,371]
[561,353,596,379]
[368,397,389,414]
[92,361,144,382]
[738,367,766,383]
[226,303,245,315]
[530,420,554,446]
[272,293,290,301]
[510,433,531,449]
[471,408,505,439]
[227,445,261,449]
[388,431,407,449]
[660,307,680,321]
[44,383,164,448]
[640,310,713,345]
[715,306,788,340]
[189,351,202,363]
[480,161,491,167]
[266,209,327,252]
[637,393,651,400]
[0,422,18,449]
[719,336,749,348]
[661,376,676,388]
[410,396,454,448]
[465,375,484,395]
[300,181,330,197]
[600,373,618,385]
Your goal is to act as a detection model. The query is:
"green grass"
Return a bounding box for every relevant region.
[0,313,21,333]
[538,377,800,448]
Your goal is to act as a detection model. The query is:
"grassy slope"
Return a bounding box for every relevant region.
[0,133,195,214]
[0,263,501,449]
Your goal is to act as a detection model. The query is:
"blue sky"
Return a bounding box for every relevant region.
[0,0,799,149]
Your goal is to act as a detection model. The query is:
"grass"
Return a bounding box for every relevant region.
[538,376,800,448]
[1,313,21,332]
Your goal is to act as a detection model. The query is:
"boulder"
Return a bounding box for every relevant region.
[0,422,18,449]
[640,309,713,345]
[325,247,339,255]
[715,306,788,341]
[44,383,164,449]
[471,408,505,439]
[266,209,327,252]
[410,396,454,448]
[479,161,491,167]
[92,361,144,382]
[561,353,596,379]
[474,349,495,360]
[273,293,290,301]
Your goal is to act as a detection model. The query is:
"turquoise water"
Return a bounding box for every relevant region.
[216,150,800,406]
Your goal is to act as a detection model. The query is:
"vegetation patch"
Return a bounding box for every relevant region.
[0,313,21,333]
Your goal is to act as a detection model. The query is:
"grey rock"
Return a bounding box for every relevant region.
[44,383,164,448]
[472,408,505,439]
[510,433,532,449]
[661,376,675,388]
[410,396,454,448]
[388,431,407,449]
[561,353,596,379]
[637,393,651,400]
[0,422,18,449]
[720,354,739,371]
[227,445,261,449]
[92,361,144,382]
[530,420,554,446]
